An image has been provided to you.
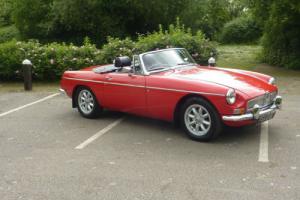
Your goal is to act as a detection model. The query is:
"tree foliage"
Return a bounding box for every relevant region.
[220,15,261,44]
[178,0,231,39]
[12,0,238,44]
[251,0,300,69]
[0,25,20,43]
[13,0,53,39]
[13,0,191,44]
[0,0,14,26]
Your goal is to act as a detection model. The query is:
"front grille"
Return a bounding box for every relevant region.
[247,91,277,111]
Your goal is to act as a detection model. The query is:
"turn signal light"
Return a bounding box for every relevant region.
[233,108,245,115]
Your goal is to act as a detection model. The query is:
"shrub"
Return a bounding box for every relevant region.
[0,22,217,80]
[0,25,20,43]
[0,39,103,80]
[136,23,216,65]
[220,16,261,44]
[0,40,22,79]
[99,37,136,63]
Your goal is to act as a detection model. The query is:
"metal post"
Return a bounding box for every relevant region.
[208,52,216,67]
[22,59,33,91]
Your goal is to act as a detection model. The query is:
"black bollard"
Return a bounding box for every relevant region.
[22,59,33,91]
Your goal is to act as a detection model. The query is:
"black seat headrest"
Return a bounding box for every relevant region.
[114,56,132,68]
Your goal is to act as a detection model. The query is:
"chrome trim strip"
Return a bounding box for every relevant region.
[64,77,104,84]
[63,77,224,96]
[147,86,225,96]
[105,81,145,88]
[64,77,144,88]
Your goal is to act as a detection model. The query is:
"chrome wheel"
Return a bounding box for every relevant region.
[78,89,95,115]
[184,104,211,136]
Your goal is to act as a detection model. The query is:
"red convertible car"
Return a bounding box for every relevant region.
[60,48,282,141]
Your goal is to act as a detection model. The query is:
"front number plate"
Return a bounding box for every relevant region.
[258,112,275,123]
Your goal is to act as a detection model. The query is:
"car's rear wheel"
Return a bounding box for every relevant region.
[180,97,222,141]
[76,87,102,118]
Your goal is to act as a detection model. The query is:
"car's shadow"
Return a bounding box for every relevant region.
[215,124,260,144]
[101,111,261,144]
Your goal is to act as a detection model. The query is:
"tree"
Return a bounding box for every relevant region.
[180,0,230,39]
[13,0,53,39]
[12,0,190,44]
[250,0,300,69]
[0,0,14,26]
[261,0,300,69]
[249,0,273,28]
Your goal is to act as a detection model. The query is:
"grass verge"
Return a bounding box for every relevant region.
[217,45,300,77]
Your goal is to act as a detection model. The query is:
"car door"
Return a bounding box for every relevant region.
[101,56,147,116]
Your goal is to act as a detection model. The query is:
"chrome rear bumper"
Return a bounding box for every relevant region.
[222,96,282,122]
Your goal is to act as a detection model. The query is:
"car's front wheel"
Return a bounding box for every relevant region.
[180,97,222,141]
[76,87,102,118]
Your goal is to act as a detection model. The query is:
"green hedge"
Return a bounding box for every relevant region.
[0,40,22,79]
[0,24,216,80]
[0,39,103,80]
[136,24,216,65]
[219,16,261,44]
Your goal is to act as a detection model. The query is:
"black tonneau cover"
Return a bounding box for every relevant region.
[93,65,118,74]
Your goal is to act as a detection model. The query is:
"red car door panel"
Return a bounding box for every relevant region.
[102,73,147,116]
[145,76,185,121]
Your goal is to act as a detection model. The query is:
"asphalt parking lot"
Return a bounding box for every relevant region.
[0,78,299,200]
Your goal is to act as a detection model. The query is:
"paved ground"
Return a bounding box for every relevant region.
[0,78,299,200]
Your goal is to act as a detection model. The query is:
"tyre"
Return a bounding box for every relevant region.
[75,87,102,118]
[180,97,222,141]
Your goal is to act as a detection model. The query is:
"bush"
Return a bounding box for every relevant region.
[0,39,22,79]
[0,25,20,43]
[136,23,216,65]
[0,22,217,80]
[99,37,136,63]
[220,16,261,44]
[0,39,103,80]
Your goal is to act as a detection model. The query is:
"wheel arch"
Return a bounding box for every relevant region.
[72,85,93,108]
[173,93,221,125]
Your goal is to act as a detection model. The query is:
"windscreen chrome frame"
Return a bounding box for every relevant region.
[138,48,195,75]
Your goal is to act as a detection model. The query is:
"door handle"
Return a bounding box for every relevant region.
[105,77,112,81]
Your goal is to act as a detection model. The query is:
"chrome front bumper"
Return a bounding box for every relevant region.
[59,88,66,95]
[222,96,282,122]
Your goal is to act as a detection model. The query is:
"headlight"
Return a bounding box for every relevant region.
[226,89,236,104]
[269,77,275,85]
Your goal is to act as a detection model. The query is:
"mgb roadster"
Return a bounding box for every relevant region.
[60,48,282,141]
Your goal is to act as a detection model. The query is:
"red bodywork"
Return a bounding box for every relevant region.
[60,65,278,127]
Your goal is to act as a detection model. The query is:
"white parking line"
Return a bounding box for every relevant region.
[258,121,269,162]
[0,93,60,117]
[75,118,124,150]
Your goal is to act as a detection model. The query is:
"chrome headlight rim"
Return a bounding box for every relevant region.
[226,88,236,105]
[269,77,275,85]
